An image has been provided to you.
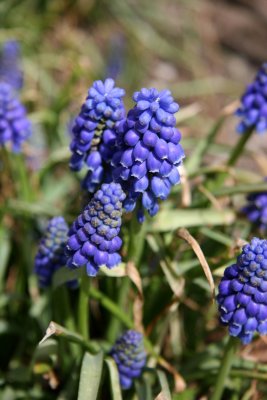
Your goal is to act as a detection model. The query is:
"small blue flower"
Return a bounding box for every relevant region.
[112,87,185,221]
[217,237,267,344]
[66,182,125,276]
[35,217,77,289]
[0,40,23,91]
[236,63,267,134]
[242,183,267,230]
[0,82,31,152]
[110,330,146,389]
[69,78,125,192]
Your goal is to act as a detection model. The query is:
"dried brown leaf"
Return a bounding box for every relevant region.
[178,228,215,297]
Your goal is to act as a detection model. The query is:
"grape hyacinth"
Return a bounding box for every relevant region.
[242,184,267,231]
[0,40,23,91]
[110,330,146,389]
[112,87,185,221]
[217,237,267,344]
[236,63,267,134]
[66,182,125,277]
[0,82,31,152]
[35,217,77,289]
[69,78,125,192]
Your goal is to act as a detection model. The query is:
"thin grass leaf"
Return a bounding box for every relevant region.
[213,182,267,197]
[105,357,123,400]
[135,377,153,400]
[200,227,232,246]
[2,199,61,217]
[78,351,104,400]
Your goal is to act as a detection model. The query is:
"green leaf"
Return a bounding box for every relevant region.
[105,357,123,400]
[78,351,104,400]
[0,227,11,291]
[149,208,235,232]
[156,370,172,400]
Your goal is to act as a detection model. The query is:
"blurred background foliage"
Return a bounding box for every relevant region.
[1,0,267,399]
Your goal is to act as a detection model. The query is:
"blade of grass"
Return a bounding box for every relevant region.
[78,351,104,400]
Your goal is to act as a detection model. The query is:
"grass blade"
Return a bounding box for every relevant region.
[105,357,123,400]
[78,351,104,400]
[149,208,235,232]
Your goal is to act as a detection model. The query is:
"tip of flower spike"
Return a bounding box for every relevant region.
[112,86,184,220]
[110,330,146,389]
[66,183,125,277]
[34,217,77,289]
[0,40,23,90]
[235,62,267,134]
[69,79,125,192]
[0,82,31,152]
[217,237,267,344]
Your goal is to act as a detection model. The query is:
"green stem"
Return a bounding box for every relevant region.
[89,285,133,329]
[186,116,225,174]
[13,153,34,202]
[227,127,254,166]
[78,271,90,340]
[211,336,238,400]
[106,217,147,341]
[59,286,76,332]
[128,217,147,264]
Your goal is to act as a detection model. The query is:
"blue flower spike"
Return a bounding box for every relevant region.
[35,217,77,289]
[112,87,185,221]
[66,182,125,277]
[110,330,146,390]
[69,78,125,192]
[242,184,267,231]
[0,40,23,91]
[217,237,267,344]
[236,63,267,134]
[0,82,31,152]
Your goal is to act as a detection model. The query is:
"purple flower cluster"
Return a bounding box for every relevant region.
[110,330,146,389]
[0,82,31,152]
[35,217,77,289]
[112,88,185,221]
[66,183,125,276]
[0,40,23,91]
[69,78,125,192]
[236,63,267,134]
[242,185,267,231]
[217,237,267,344]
